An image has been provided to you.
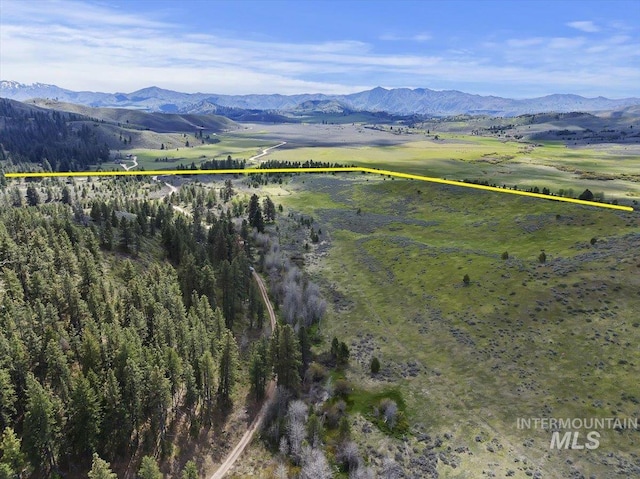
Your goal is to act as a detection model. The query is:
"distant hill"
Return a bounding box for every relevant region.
[3,81,639,117]
[0,98,238,170]
[0,98,110,170]
[292,99,353,114]
[27,99,236,133]
[184,99,294,122]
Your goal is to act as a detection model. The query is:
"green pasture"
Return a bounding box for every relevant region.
[123,136,279,170]
[265,135,640,202]
[278,176,640,477]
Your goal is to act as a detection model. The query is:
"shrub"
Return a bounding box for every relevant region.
[538,251,546,264]
[338,416,351,441]
[334,379,352,398]
[304,362,328,384]
[337,342,350,366]
[501,251,509,260]
[370,357,381,374]
[323,400,346,428]
[579,188,594,201]
[463,274,470,285]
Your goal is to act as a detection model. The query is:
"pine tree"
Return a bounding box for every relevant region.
[263,196,276,222]
[306,413,323,448]
[223,179,234,201]
[0,427,26,478]
[165,348,182,409]
[254,205,264,233]
[298,326,311,374]
[144,366,171,441]
[181,460,198,479]
[61,186,72,205]
[44,338,72,402]
[26,185,40,206]
[199,351,216,408]
[248,194,264,232]
[68,372,102,458]
[0,369,16,431]
[330,337,340,359]
[23,374,60,474]
[217,329,239,403]
[249,338,269,400]
[119,217,132,253]
[219,260,235,329]
[100,370,126,457]
[248,280,259,329]
[370,357,381,374]
[101,221,114,250]
[138,455,162,479]
[337,342,350,366]
[272,324,301,392]
[248,194,259,224]
[183,363,198,414]
[256,300,265,330]
[88,453,117,479]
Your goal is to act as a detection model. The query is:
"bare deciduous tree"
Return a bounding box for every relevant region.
[351,465,375,479]
[380,398,398,428]
[337,440,361,473]
[381,457,402,479]
[299,446,331,479]
[274,462,288,479]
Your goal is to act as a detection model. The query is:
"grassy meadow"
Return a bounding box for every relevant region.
[277,174,640,478]
[97,135,280,171]
[91,121,639,476]
[264,134,640,203]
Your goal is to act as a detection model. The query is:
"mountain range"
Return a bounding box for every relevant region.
[2,80,639,117]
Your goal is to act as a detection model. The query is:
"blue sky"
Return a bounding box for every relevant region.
[1,0,638,98]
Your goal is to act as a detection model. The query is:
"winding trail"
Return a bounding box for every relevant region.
[209,272,277,479]
[152,148,281,478]
[164,181,191,216]
[120,155,138,170]
[248,141,286,163]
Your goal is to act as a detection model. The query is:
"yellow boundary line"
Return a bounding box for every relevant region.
[4,167,634,212]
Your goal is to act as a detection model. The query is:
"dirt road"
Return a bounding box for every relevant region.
[208,272,277,479]
[152,154,280,478]
[252,271,276,334]
[248,142,286,163]
[120,155,137,170]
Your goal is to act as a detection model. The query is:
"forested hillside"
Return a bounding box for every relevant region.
[0,99,110,171]
[0,177,267,477]
[0,98,239,173]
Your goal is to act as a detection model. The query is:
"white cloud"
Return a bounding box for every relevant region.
[567,21,600,33]
[379,32,431,42]
[506,37,545,48]
[607,35,632,45]
[586,45,609,53]
[0,0,637,98]
[413,33,432,42]
[548,37,586,49]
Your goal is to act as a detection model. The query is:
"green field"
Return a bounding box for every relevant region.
[115,136,281,170]
[277,175,640,478]
[265,135,640,203]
